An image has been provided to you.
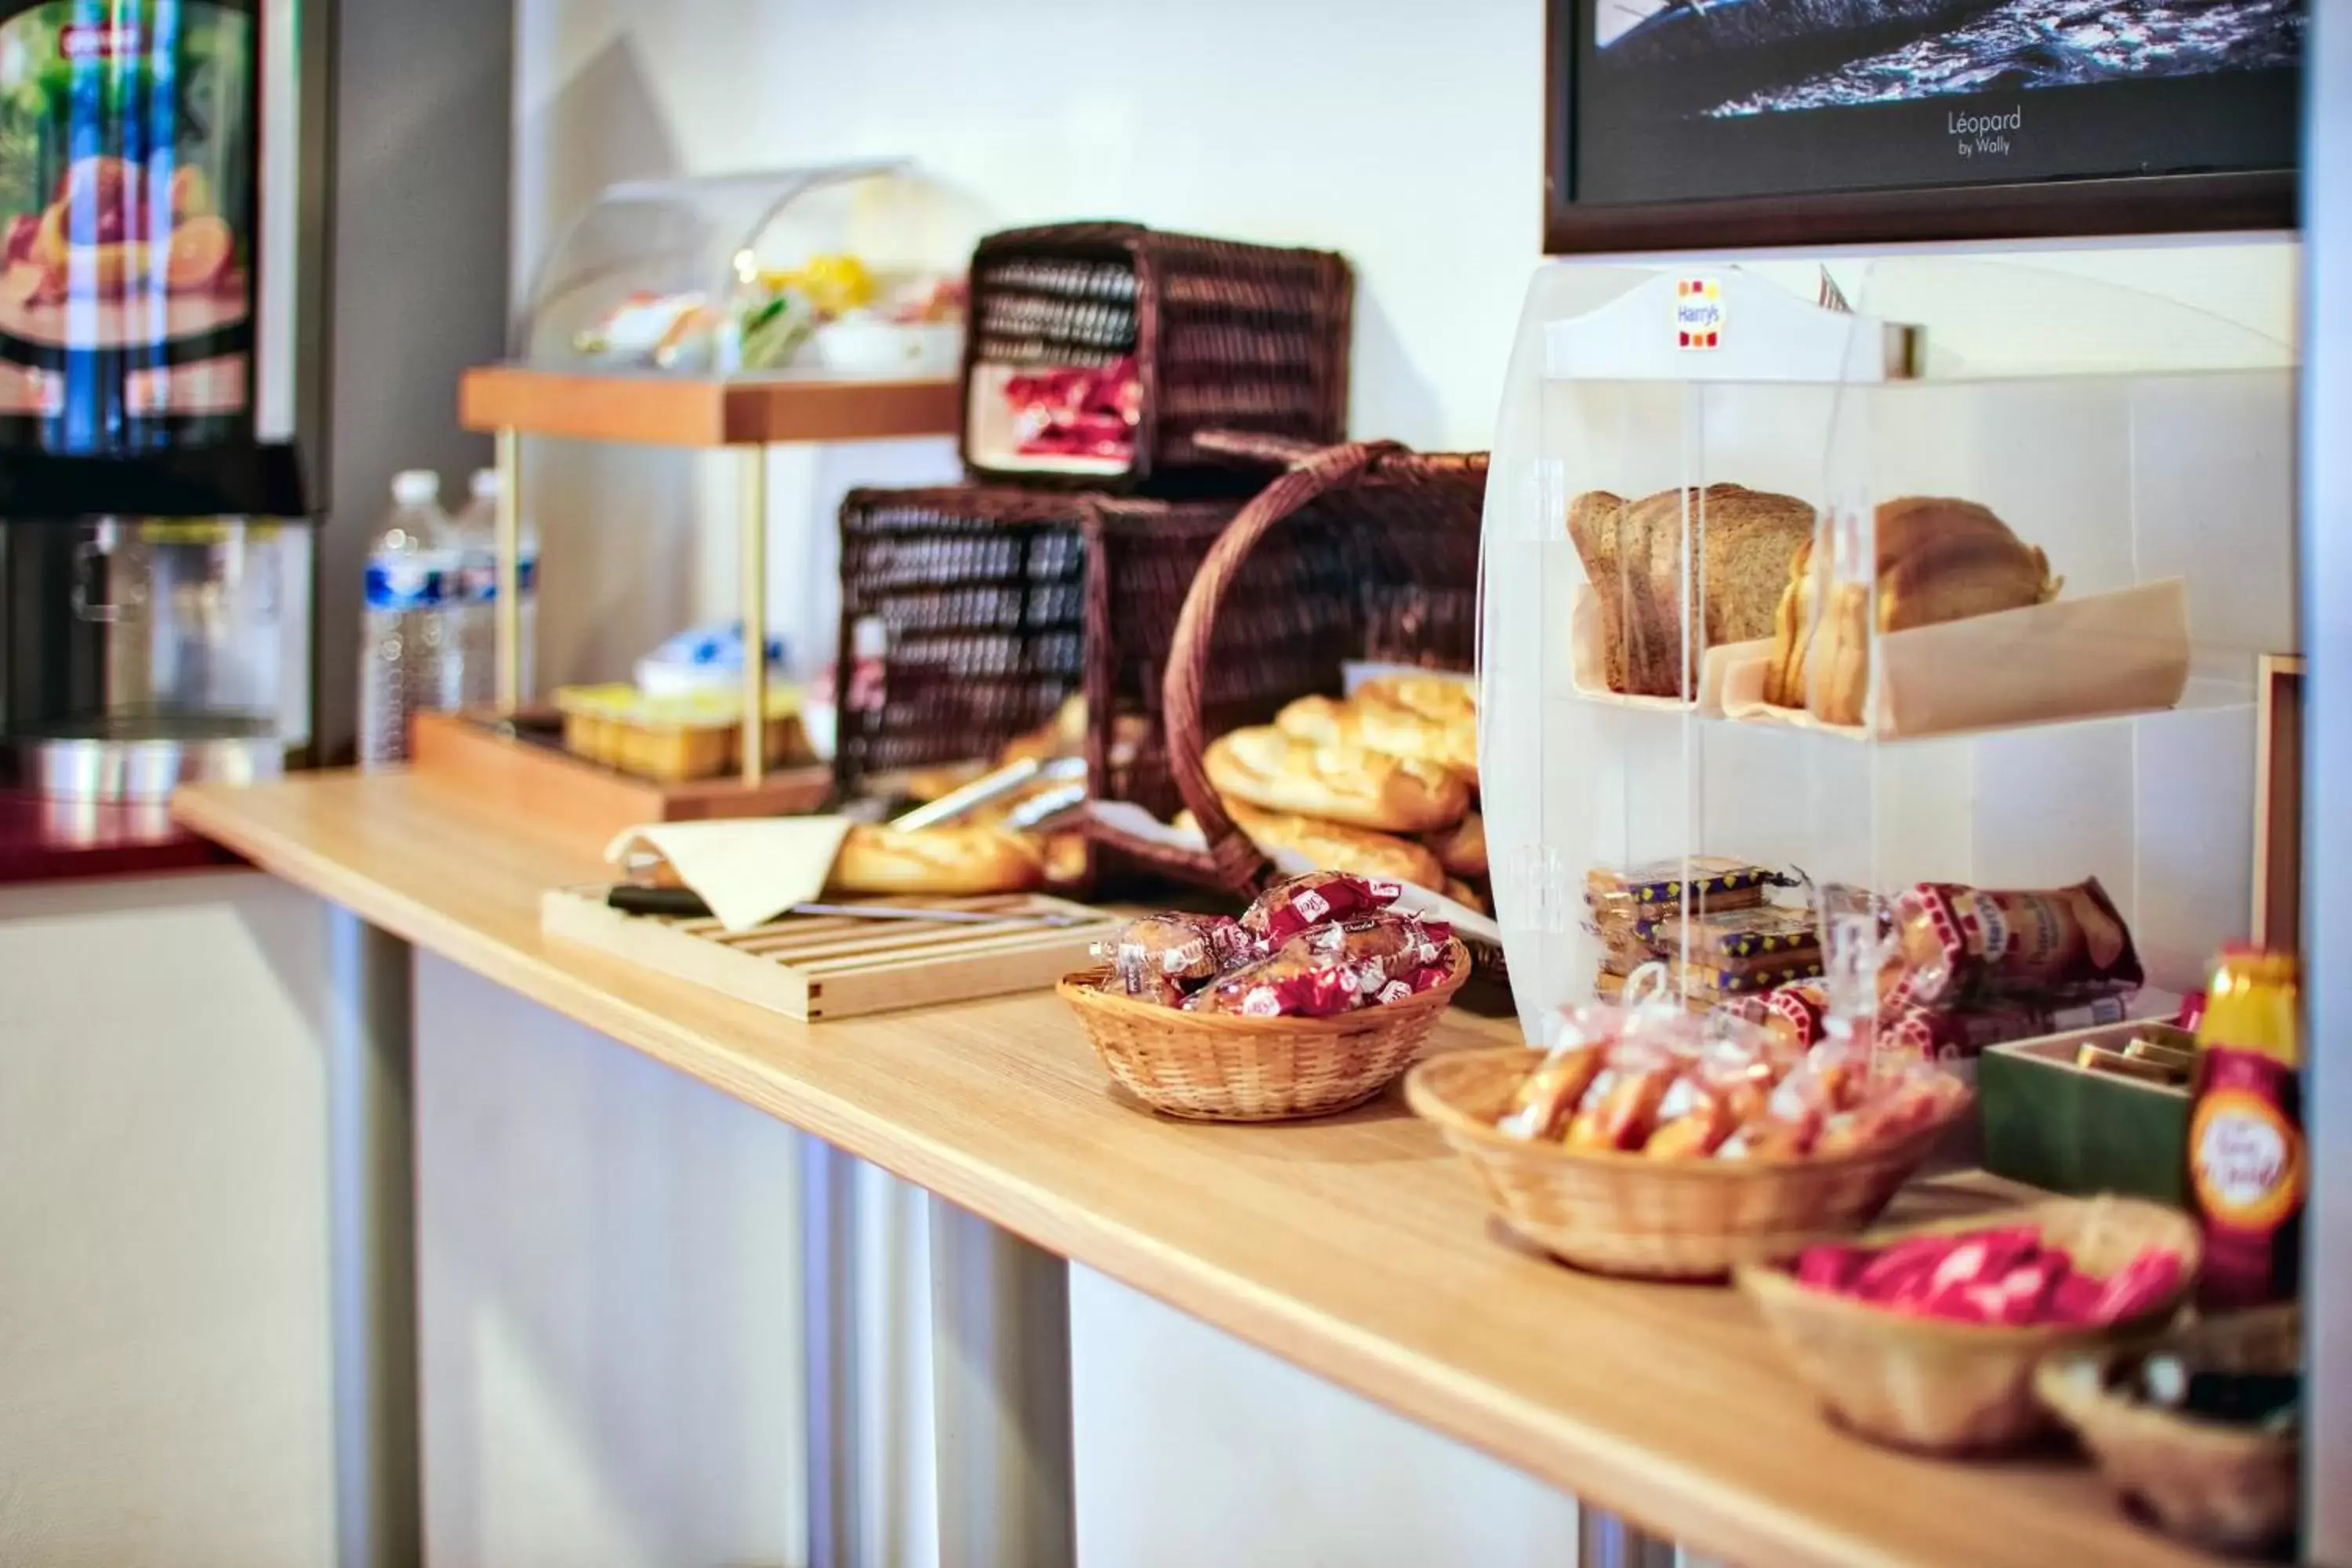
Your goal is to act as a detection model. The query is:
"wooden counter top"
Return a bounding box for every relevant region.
[174,771,2220,1568]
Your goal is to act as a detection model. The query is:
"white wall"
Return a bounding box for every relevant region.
[501,4,2302,1562]
[0,874,334,1568]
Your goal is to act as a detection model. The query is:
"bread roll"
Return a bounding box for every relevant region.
[1444,877,1488,915]
[827,825,1046,896]
[1219,797,1446,891]
[1766,497,2057,724]
[1204,726,1469,835]
[1571,485,1811,697]
[1424,811,1486,879]
[1276,678,1478,784]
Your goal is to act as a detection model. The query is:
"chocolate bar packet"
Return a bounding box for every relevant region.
[1636,902,1821,963]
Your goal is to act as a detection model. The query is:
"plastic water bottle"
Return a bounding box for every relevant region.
[358,470,458,767]
[452,468,538,705]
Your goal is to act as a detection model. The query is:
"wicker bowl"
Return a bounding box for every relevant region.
[1059,939,1470,1121]
[1737,1196,2201,1454]
[2036,1302,2299,1555]
[1404,1046,1969,1280]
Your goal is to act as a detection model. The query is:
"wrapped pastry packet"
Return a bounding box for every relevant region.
[1242,869,1404,944]
[1184,912,1451,1018]
[1102,913,1250,995]
[1884,877,2143,1009]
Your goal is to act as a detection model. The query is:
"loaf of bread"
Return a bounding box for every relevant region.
[1568,484,1813,697]
[1424,811,1486,879]
[1765,497,2057,725]
[827,825,1046,896]
[1213,797,1446,891]
[1204,726,1469,835]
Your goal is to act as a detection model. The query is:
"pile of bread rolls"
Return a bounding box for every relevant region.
[1194,673,1487,909]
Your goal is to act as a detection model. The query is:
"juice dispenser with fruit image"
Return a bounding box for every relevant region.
[0,0,263,480]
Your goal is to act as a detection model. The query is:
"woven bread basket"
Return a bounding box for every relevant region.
[1737,1196,2201,1454]
[1404,1046,1968,1279]
[1059,938,1470,1121]
[1081,433,1486,898]
[2036,1301,2299,1555]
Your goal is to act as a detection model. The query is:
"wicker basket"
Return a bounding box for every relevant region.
[2037,1302,2299,1555]
[1059,939,1471,1121]
[1403,1046,1967,1279]
[961,223,1352,492]
[833,480,1359,830]
[1736,1196,2201,1454]
[1085,435,1486,896]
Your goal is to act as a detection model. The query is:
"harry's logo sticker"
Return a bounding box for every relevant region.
[1676,278,1723,350]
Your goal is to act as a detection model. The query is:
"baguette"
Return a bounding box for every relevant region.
[1203,725,1469,835]
[827,824,1046,896]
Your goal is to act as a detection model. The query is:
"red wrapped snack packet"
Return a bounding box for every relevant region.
[1184,949,1379,1018]
[1883,877,2143,1010]
[1242,870,1404,944]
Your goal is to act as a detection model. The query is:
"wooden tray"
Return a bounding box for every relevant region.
[458,364,960,447]
[540,886,1124,1022]
[412,710,833,849]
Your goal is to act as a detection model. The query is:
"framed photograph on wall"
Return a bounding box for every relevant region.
[1545,0,2302,252]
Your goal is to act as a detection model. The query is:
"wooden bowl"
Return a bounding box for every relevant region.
[1737,1196,2201,1454]
[1058,939,1469,1122]
[1405,1045,1968,1279]
[2037,1302,2299,1555]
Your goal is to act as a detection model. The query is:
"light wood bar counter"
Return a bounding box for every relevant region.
[176,771,2223,1568]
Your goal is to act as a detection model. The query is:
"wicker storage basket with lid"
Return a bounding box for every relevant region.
[1082,435,1486,895]
[833,463,1362,835]
[960,223,1353,492]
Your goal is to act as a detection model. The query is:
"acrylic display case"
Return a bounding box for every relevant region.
[1479,262,2297,1062]
[517,160,973,379]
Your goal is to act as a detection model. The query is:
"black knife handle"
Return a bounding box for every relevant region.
[606,885,713,918]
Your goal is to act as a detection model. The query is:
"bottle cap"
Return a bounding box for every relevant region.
[392,470,441,506]
[470,468,500,502]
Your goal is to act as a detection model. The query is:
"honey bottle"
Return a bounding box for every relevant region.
[2188,947,2305,1311]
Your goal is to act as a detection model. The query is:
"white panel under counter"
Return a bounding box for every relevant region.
[0,871,336,1568]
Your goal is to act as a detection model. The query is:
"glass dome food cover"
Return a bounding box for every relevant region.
[1479,260,2296,1067]
[514,160,978,379]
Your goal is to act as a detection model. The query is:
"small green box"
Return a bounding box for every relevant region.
[1979,1028,2191,1207]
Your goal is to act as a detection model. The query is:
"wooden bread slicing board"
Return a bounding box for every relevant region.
[540,887,1124,1022]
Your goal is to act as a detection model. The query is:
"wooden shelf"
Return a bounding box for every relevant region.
[458,362,961,447]
[172,770,2234,1568]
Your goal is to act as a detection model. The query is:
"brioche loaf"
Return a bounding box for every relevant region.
[1766,496,2057,724]
[1570,485,1812,696]
[1203,726,1469,834]
[828,825,1046,896]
